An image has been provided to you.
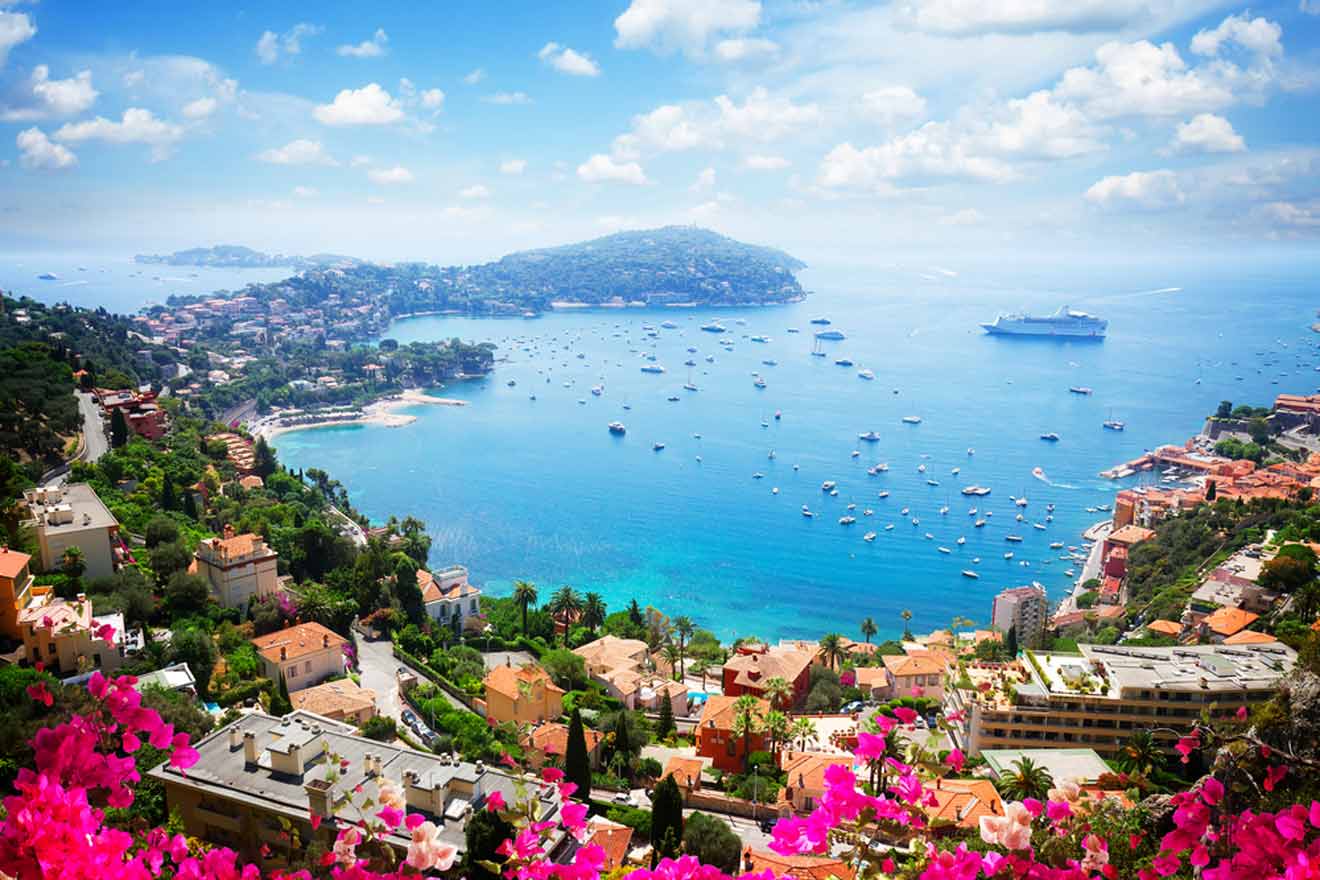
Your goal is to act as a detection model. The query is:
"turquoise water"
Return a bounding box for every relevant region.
[270,258,1320,641]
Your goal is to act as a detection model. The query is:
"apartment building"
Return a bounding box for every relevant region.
[420,566,482,632]
[990,584,1048,650]
[194,526,280,610]
[0,547,35,640]
[251,622,347,692]
[23,484,120,581]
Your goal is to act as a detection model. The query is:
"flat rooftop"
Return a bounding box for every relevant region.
[24,483,118,534]
[1026,643,1296,698]
[981,748,1111,785]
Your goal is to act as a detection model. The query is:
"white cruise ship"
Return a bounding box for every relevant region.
[980,305,1106,338]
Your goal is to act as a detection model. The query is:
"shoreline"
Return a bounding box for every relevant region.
[252,389,466,441]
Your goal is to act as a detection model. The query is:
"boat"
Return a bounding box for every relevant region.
[591,385,603,396]
[956,536,965,545]
[37,272,57,280]
[858,369,876,380]
[974,519,987,528]
[653,442,665,451]
[1015,496,1028,507]
[927,479,940,486]
[774,410,782,420]
[763,359,778,366]
[851,450,860,458]
[753,473,765,479]
[700,322,726,333]
[666,395,680,402]
[750,335,770,343]
[938,546,951,554]
[640,364,666,374]
[980,305,1107,338]
[835,358,854,367]
[1069,386,1093,395]
[878,490,890,498]
[802,506,814,518]
[810,317,831,325]
[1040,432,1060,441]
[608,422,626,435]
[705,355,715,363]
[839,516,856,525]
[1005,534,1024,542]
[939,504,950,514]
[684,359,697,366]
[507,380,517,387]
[822,481,837,491]
[917,464,927,473]
[900,507,910,515]
[902,416,922,424]
[754,377,767,388]
[683,383,698,391]
[858,431,881,442]
[1033,523,1047,530]
[816,330,846,341]
[961,486,992,496]
[863,508,873,516]
[962,569,980,579]
[885,524,895,531]
[1004,552,1014,560]
[1103,418,1126,431]
[1049,541,1064,549]
[787,327,800,333]
[864,532,877,542]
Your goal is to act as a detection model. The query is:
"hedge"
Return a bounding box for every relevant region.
[515,636,547,658]
[393,644,479,711]
[214,678,273,708]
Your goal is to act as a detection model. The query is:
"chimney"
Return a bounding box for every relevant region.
[223,523,235,540]
[280,646,287,661]
[228,727,243,750]
[322,633,329,648]
[304,778,333,820]
[243,730,258,765]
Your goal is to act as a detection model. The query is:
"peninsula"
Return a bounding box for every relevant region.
[134,245,362,269]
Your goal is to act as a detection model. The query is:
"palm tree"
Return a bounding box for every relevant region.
[764,709,789,762]
[1116,729,1164,776]
[673,615,694,680]
[860,617,878,644]
[548,586,582,643]
[818,633,845,671]
[789,717,818,753]
[582,592,607,633]
[762,676,793,712]
[731,695,763,773]
[690,659,709,691]
[61,546,86,593]
[513,581,538,636]
[662,642,682,680]
[997,757,1054,801]
[900,609,914,641]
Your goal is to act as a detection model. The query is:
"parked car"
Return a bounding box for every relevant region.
[401,709,417,726]
[840,700,864,714]
[758,819,775,834]
[610,791,632,805]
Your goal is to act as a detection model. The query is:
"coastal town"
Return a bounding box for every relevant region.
[1,280,1318,879]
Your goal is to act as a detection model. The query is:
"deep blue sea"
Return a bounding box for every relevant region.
[269,256,1320,642]
[8,249,1319,642]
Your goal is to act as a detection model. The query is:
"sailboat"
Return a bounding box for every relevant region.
[811,338,827,358]
[1103,407,1125,431]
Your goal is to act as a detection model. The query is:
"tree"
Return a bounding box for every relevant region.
[763,709,789,762]
[271,670,292,715]
[789,716,818,752]
[682,812,741,873]
[160,473,176,511]
[182,489,199,521]
[564,708,592,801]
[1248,416,1271,446]
[144,516,180,548]
[860,616,877,644]
[1216,400,1233,419]
[582,592,607,634]
[170,627,217,698]
[512,581,538,636]
[0,455,28,545]
[110,407,128,448]
[1006,626,1019,658]
[60,546,85,588]
[1206,479,1217,502]
[1116,729,1164,776]
[394,557,424,623]
[359,716,397,742]
[627,598,644,626]
[547,586,583,642]
[997,757,1053,801]
[164,572,211,619]
[762,676,793,711]
[1259,554,1316,594]
[901,609,914,640]
[673,615,694,680]
[464,807,513,880]
[540,649,587,690]
[731,695,762,773]
[656,696,675,740]
[650,775,684,867]
[150,539,193,587]
[253,436,277,479]
[818,633,844,671]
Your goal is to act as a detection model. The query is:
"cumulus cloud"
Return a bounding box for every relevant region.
[484,91,531,105]
[338,28,389,58]
[713,37,778,62]
[818,128,1015,193]
[499,158,526,175]
[0,10,36,68]
[256,23,321,65]
[0,66,98,121]
[420,88,444,109]
[182,96,217,119]
[16,127,75,170]
[743,154,790,170]
[861,86,927,125]
[314,83,404,125]
[614,0,762,57]
[256,138,338,166]
[368,164,413,184]
[1171,113,1245,154]
[1085,169,1184,210]
[54,108,184,161]
[577,153,650,184]
[1190,13,1282,58]
[613,88,820,159]
[895,0,1154,35]
[538,42,601,76]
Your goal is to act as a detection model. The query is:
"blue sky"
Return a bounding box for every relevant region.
[1,0,1318,265]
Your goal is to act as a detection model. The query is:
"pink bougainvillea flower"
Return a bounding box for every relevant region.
[487,790,507,812]
[944,748,965,773]
[26,682,53,707]
[541,767,565,784]
[1264,764,1288,792]
[1174,734,1199,764]
[893,707,918,725]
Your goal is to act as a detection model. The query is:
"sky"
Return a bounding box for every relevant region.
[1,0,1319,268]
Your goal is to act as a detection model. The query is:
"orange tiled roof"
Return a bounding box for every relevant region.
[1108,525,1156,546]
[853,667,888,689]
[587,819,633,871]
[290,679,376,717]
[0,548,31,580]
[881,653,945,677]
[699,694,769,732]
[252,622,347,664]
[484,663,564,701]
[418,569,480,603]
[724,647,814,691]
[1223,629,1277,645]
[198,532,272,563]
[525,722,602,758]
[663,756,705,788]
[743,850,854,880]
[1203,606,1259,637]
[1147,620,1182,637]
[923,778,1004,829]
[780,751,854,792]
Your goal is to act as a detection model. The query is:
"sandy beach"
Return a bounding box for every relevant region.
[252,389,466,440]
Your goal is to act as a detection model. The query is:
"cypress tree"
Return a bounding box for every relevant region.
[656,696,675,740]
[564,707,592,802]
[182,489,199,520]
[110,407,128,448]
[161,473,176,510]
[650,775,684,867]
[1006,626,1019,658]
[614,711,632,766]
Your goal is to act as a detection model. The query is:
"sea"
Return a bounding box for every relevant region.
[6,250,1320,642]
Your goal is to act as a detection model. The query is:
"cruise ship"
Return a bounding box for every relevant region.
[980,305,1107,338]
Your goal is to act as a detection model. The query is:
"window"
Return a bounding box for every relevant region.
[289,666,298,678]
[304,661,311,673]
[470,600,478,613]
[47,643,55,656]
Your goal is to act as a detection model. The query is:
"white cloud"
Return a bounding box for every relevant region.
[613,88,820,158]
[1190,13,1282,59]
[1171,113,1245,154]
[896,0,1154,36]
[314,83,404,125]
[256,138,338,166]
[614,0,762,57]
[122,69,144,88]
[182,96,217,120]
[350,154,371,167]
[420,88,444,109]
[691,166,716,191]
[1262,201,1320,228]
[983,89,1105,159]
[16,127,75,170]
[1054,40,1233,119]
[577,153,650,185]
[484,91,531,105]
[1084,169,1184,210]
[713,37,778,62]
[460,184,491,199]
[368,164,413,184]
[293,185,318,198]
[338,28,389,58]
[860,86,927,125]
[0,66,98,121]
[256,23,321,65]
[819,130,1015,193]
[0,10,36,68]
[743,154,790,170]
[615,104,710,155]
[54,108,184,161]
[538,42,601,76]
[463,68,485,85]
[1302,0,1320,15]
[499,158,527,175]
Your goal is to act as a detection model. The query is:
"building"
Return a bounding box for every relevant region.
[919,778,1005,836]
[1101,525,1156,579]
[134,662,198,697]
[741,850,854,880]
[980,748,1112,786]
[880,652,946,700]
[574,635,656,706]
[946,643,1296,759]
[662,755,707,793]
[147,710,565,867]
[420,566,482,633]
[289,679,377,724]
[522,722,604,771]
[23,484,120,581]
[96,388,168,441]
[1198,607,1260,642]
[585,817,634,872]
[251,622,347,692]
[695,694,769,773]
[0,547,36,640]
[852,666,889,701]
[990,584,1048,650]
[721,643,815,708]
[482,663,564,725]
[777,751,855,814]
[194,526,280,610]
[17,588,127,675]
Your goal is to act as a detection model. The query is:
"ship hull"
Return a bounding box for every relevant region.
[980,321,1105,338]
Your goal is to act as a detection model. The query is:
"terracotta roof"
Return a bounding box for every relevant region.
[724,646,814,691]
[1203,606,1259,637]
[524,722,602,758]
[197,532,273,563]
[662,756,705,788]
[484,663,564,701]
[587,818,634,871]
[1223,629,1278,645]
[252,622,348,664]
[238,475,264,489]
[780,751,854,792]
[0,548,32,580]
[881,653,945,677]
[922,778,1004,829]
[418,569,480,604]
[1108,525,1156,546]
[289,679,376,717]
[743,850,854,880]
[574,635,649,671]
[17,595,92,631]
[1147,619,1183,637]
[853,667,889,689]
[699,694,769,732]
